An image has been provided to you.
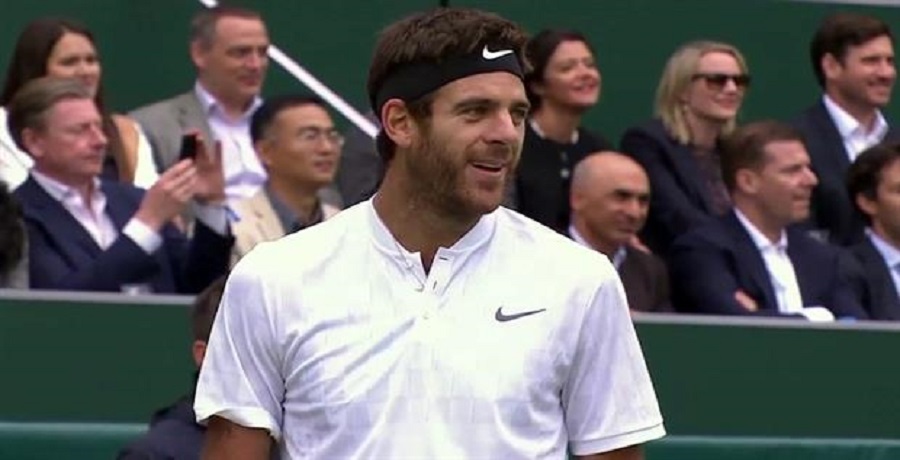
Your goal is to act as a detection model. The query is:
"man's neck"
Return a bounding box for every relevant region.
[871,222,900,252]
[198,80,254,120]
[825,91,879,133]
[734,200,784,245]
[571,219,619,256]
[268,177,320,224]
[531,104,582,144]
[373,169,479,272]
[684,111,724,150]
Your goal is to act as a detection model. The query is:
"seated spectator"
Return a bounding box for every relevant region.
[116,275,227,459]
[569,152,671,312]
[130,6,270,204]
[668,120,867,320]
[514,29,612,233]
[0,17,158,190]
[846,143,900,320]
[0,181,27,288]
[230,95,341,265]
[621,40,750,254]
[9,77,232,293]
[793,13,898,246]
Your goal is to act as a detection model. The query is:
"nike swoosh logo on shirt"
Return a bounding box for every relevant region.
[482,46,514,60]
[495,306,547,322]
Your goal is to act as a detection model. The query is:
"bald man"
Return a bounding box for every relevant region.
[570,152,672,312]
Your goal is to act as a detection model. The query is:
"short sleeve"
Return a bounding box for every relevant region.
[194,254,285,440]
[563,273,666,455]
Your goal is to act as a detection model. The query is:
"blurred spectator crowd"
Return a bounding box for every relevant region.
[1,5,899,326]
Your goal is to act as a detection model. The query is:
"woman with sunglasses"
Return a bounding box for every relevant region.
[620,40,750,254]
[513,29,612,234]
[0,17,158,190]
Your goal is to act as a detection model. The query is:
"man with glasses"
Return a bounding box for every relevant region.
[793,12,898,246]
[228,94,342,266]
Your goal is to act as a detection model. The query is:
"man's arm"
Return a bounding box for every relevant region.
[576,444,643,460]
[202,416,272,460]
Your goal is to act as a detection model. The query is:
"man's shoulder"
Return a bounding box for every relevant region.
[494,207,614,274]
[130,90,196,120]
[234,203,362,271]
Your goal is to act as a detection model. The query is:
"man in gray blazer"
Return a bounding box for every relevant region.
[131,5,270,204]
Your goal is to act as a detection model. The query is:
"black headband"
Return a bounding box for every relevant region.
[371,45,524,115]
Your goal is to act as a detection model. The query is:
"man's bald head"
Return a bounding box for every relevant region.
[570,152,651,254]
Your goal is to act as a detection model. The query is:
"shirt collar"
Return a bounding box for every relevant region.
[568,225,628,269]
[866,228,900,269]
[194,81,262,120]
[367,197,496,259]
[734,209,787,252]
[264,184,324,232]
[528,118,579,144]
[822,94,889,140]
[30,170,101,203]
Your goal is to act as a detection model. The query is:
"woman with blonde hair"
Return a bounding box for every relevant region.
[0,17,158,189]
[620,40,750,254]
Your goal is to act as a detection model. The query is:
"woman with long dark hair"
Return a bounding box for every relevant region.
[0,17,158,189]
[514,29,611,234]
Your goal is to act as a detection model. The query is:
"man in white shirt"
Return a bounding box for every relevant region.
[9,76,232,293]
[793,12,898,245]
[131,5,270,205]
[847,143,900,320]
[669,120,867,320]
[195,7,665,460]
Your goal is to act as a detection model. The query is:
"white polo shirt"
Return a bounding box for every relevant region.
[195,200,665,459]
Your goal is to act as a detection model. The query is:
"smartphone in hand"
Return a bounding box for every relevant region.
[179,133,199,161]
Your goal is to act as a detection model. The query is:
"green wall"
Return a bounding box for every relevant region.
[2,0,900,143]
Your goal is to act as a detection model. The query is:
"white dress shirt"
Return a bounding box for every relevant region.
[822,95,889,162]
[194,83,267,204]
[31,170,161,253]
[734,210,805,315]
[865,228,900,301]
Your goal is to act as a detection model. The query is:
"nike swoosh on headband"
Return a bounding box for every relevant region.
[482,45,514,60]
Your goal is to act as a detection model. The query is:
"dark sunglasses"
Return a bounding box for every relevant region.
[692,73,751,89]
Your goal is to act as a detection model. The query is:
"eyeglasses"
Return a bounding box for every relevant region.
[297,127,345,146]
[692,73,751,90]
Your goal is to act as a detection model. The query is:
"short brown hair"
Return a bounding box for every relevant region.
[720,120,805,192]
[190,5,263,49]
[366,7,528,163]
[847,142,900,225]
[810,12,892,88]
[6,76,93,153]
[191,275,228,342]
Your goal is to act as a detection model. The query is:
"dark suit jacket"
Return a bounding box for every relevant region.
[849,237,900,320]
[15,177,232,293]
[668,211,868,319]
[619,246,672,313]
[514,123,611,233]
[793,101,900,246]
[620,118,718,255]
[117,394,203,460]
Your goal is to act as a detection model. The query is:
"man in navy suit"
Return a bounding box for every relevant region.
[846,143,900,320]
[8,76,232,293]
[669,120,867,320]
[793,13,897,246]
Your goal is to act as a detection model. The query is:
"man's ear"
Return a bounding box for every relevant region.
[822,53,843,83]
[381,99,416,150]
[189,40,208,70]
[21,127,43,160]
[735,168,759,195]
[855,192,879,219]
[254,138,273,168]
